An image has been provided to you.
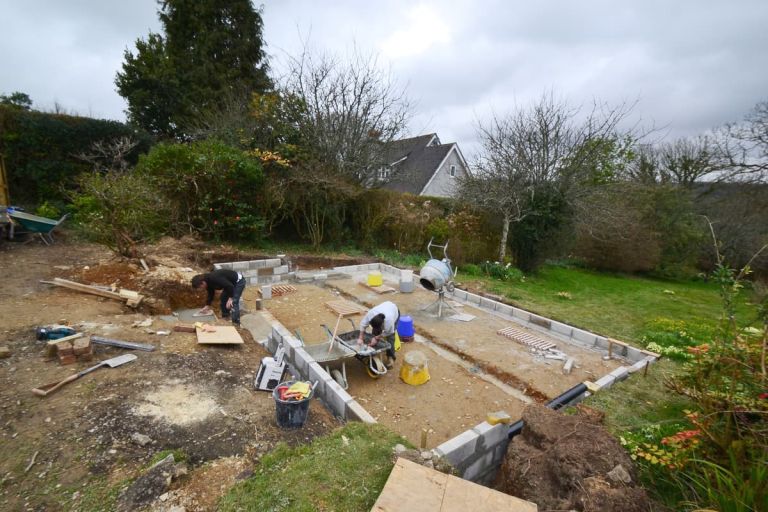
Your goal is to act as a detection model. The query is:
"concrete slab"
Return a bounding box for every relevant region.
[174,308,216,323]
[240,312,273,342]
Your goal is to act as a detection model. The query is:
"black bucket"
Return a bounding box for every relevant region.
[272,380,312,428]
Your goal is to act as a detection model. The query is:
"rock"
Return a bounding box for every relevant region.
[130,433,152,447]
[607,464,632,484]
[393,444,408,454]
[420,451,432,461]
[116,455,181,511]
[0,346,10,359]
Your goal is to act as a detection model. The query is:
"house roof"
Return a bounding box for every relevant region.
[385,143,454,194]
[379,133,464,194]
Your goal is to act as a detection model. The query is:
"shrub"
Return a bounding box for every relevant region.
[135,140,265,242]
[480,261,524,282]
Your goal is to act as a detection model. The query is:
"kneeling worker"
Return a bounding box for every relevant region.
[357,300,400,364]
[191,269,246,326]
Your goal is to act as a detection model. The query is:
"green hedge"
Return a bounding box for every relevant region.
[0,105,152,206]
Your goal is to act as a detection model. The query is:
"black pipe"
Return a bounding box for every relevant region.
[507,382,588,439]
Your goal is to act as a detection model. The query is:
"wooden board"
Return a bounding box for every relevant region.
[372,458,537,512]
[196,325,244,345]
[325,299,367,317]
[257,284,297,297]
[359,281,397,294]
[497,325,556,351]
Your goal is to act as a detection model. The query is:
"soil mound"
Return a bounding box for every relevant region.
[495,404,653,512]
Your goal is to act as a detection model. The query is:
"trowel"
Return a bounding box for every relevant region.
[32,354,138,397]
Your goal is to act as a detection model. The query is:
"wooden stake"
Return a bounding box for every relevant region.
[420,429,428,450]
[643,360,650,377]
[327,314,343,354]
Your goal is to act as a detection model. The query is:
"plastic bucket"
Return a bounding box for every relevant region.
[272,380,312,428]
[397,316,415,338]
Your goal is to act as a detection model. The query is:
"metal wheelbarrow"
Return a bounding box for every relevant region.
[322,319,393,381]
[7,209,69,245]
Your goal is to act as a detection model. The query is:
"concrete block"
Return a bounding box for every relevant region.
[512,308,531,322]
[346,400,376,423]
[472,422,508,449]
[479,298,497,311]
[259,275,283,284]
[322,377,353,417]
[551,321,573,337]
[434,429,479,466]
[270,327,283,344]
[260,285,272,299]
[625,345,645,363]
[594,336,609,350]
[213,263,222,270]
[497,304,514,317]
[466,293,482,305]
[367,263,379,271]
[232,261,249,271]
[243,269,260,278]
[216,262,233,270]
[272,265,289,275]
[282,335,303,350]
[462,450,496,482]
[249,260,266,269]
[608,366,630,382]
[628,357,653,374]
[292,347,312,375]
[594,374,616,389]
[264,258,282,268]
[572,329,598,346]
[452,289,468,301]
[248,277,259,285]
[529,315,551,329]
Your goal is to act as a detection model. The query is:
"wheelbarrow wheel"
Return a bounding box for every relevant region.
[365,356,386,379]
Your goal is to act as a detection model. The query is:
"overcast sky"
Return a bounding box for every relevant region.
[1,1,766,155]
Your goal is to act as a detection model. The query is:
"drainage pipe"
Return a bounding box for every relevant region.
[507,382,588,439]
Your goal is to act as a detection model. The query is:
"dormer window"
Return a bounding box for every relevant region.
[449,165,456,177]
[379,168,390,180]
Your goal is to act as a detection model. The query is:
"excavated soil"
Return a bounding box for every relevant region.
[495,404,653,512]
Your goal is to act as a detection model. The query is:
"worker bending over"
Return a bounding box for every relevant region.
[191,269,246,326]
[357,300,399,364]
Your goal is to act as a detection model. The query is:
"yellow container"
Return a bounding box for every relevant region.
[400,350,430,385]
[367,271,383,287]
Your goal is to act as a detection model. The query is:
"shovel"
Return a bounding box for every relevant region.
[32,354,138,397]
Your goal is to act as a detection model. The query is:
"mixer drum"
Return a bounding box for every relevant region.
[419,259,453,291]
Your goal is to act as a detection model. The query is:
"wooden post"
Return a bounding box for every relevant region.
[607,339,613,359]
[420,428,428,450]
[643,360,650,377]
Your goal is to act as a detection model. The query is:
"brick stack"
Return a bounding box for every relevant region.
[54,337,93,365]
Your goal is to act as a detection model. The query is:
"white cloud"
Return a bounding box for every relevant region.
[379,4,451,60]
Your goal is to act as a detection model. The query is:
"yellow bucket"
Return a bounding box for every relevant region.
[367,271,383,287]
[400,350,430,386]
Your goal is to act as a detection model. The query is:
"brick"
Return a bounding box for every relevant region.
[58,354,76,365]
[56,342,74,357]
[173,324,196,333]
[73,337,91,356]
[77,349,94,362]
[0,346,10,359]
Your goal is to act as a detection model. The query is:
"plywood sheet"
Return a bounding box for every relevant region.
[497,325,556,351]
[359,281,397,294]
[372,458,537,512]
[371,458,447,511]
[325,299,367,317]
[196,325,244,345]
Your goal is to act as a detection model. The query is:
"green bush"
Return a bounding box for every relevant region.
[72,169,171,256]
[135,140,265,242]
[480,261,525,282]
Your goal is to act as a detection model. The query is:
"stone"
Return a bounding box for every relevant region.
[607,464,632,484]
[130,433,152,447]
[394,444,408,454]
[116,455,182,511]
[0,346,10,359]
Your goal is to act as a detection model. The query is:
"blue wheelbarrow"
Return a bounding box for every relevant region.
[7,209,69,245]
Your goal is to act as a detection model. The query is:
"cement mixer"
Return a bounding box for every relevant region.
[418,239,459,317]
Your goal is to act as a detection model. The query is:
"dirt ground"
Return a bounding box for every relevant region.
[0,238,340,512]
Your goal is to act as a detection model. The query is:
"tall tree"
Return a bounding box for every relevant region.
[714,99,768,183]
[460,93,634,266]
[116,0,271,138]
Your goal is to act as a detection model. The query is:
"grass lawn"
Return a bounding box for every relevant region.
[219,423,410,512]
[459,264,757,344]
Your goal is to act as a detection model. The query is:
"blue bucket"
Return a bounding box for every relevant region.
[397,316,415,338]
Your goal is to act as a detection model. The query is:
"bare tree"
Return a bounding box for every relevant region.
[713,99,768,183]
[281,47,412,184]
[460,93,635,262]
[659,136,719,185]
[76,136,140,174]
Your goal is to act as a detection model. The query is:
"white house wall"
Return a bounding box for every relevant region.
[422,149,467,197]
